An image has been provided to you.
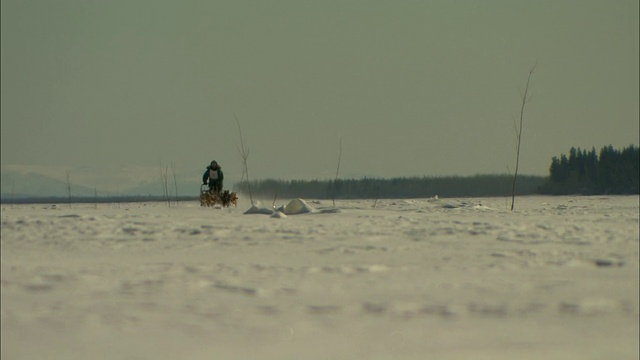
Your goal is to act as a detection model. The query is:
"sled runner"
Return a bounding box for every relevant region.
[200,185,238,208]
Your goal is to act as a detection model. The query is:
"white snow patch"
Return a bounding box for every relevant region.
[1,196,638,360]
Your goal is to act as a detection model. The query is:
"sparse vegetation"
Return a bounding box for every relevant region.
[66,171,72,208]
[332,138,343,207]
[159,161,171,207]
[511,63,536,211]
[236,114,254,206]
[171,162,179,206]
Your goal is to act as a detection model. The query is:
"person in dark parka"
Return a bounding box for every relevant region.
[202,160,224,193]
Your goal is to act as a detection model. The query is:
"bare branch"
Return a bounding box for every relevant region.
[332,138,343,207]
[171,161,179,206]
[235,113,254,206]
[511,62,537,211]
[158,159,171,207]
[66,170,72,208]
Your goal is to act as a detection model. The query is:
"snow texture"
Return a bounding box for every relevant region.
[1,195,638,360]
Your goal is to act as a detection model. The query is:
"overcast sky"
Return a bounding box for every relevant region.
[2,0,638,183]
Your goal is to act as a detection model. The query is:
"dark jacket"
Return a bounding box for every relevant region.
[203,164,224,189]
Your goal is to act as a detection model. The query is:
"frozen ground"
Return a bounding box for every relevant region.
[1,195,638,360]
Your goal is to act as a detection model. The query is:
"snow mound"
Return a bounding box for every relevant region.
[244,199,315,215]
[270,211,287,219]
[277,198,315,215]
[244,205,275,215]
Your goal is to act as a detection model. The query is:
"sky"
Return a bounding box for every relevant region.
[1,0,638,187]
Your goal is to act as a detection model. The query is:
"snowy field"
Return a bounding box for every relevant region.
[1,195,638,360]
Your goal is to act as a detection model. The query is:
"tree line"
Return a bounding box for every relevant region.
[538,145,639,195]
[5,145,635,204]
[235,174,547,200]
[236,144,638,199]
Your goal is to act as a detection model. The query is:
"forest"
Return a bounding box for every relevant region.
[238,145,639,200]
[236,174,546,200]
[538,145,639,195]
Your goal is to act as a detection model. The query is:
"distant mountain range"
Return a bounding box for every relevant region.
[0,164,373,201]
[0,165,211,200]
[1,171,97,199]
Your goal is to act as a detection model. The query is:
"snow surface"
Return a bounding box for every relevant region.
[1,195,638,360]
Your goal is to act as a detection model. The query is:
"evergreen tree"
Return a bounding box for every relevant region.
[541,144,639,195]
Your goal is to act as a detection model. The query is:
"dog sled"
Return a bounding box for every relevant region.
[200,185,238,208]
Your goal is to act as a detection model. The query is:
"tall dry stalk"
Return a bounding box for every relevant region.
[372,185,380,209]
[158,160,170,207]
[235,114,254,206]
[171,162,179,206]
[511,63,536,211]
[66,171,72,208]
[505,165,512,210]
[332,138,343,207]
[10,176,15,208]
